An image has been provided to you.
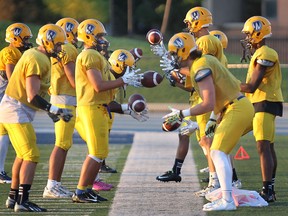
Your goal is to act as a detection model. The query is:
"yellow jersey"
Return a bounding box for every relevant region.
[5,48,51,109]
[76,48,115,106]
[0,46,22,71]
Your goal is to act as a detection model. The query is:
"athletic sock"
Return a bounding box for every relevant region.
[9,188,19,201]
[172,158,184,175]
[17,184,31,204]
[232,168,238,181]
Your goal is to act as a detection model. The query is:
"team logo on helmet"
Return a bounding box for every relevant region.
[213,34,221,40]
[46,30,57,41]
[173,38,184,48]
[118,52,128,62]
[252,20,262,32]
[65,22,74,33]
[13,27,22,36]
[191,11,200,21]
[85,24,95,34]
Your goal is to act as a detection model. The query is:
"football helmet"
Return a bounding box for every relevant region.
[241,16,272,44]
[168,32,197,61]
[77,19,109,53]
[210,30,228,49]
[5,23,33,50]
[108,49,135,74]
[56,17,79,46]
[184,7,212,33]
[36,24,67,59]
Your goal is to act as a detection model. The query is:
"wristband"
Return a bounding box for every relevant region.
[180,109,191,118]
[29,94,51,112]
[121,104,129,112]
[209,118,217,122]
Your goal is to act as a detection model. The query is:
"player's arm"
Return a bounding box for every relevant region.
[63,61,76,88]
[240,62,267,93]
[5,64,15,80]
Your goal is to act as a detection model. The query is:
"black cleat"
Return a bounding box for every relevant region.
[259,190,275,203]
[201,177,209,183]
[100,164,117,173]
[87,190,108,202]
[72,192,99,203]
[156,171,182,182]
[14,200,47,212]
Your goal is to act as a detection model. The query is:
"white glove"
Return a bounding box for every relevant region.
[123,106,149,122]
[179,119,199,136]
[162,106,183,124]
[160,55,178,73]
[49,105,73,122]
[121,66,143,87]
[205,112,218,138]
[150,42,168,57]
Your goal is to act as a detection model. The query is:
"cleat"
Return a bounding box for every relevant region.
[6,197,16,209]
[199,167,209,173]
[89,190,108,202]
[0,171,12,184]
[43,185,72,198]
[195,185,219,197]
[232,179,242,189]
[100,164,117,173]
[93,180,113,191]
[72,192,99,203]
[14,200,47,212]
[259,190,275,203]
[203,198,236,211]
[156,171,181,182]
[201,177,209,183]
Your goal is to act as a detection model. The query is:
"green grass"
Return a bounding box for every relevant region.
[191,134,288,216]
[0,143,131,216]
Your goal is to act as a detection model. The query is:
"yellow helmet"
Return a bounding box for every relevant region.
[168,32,197,61]
[210,30,228,49]
[184,7,212,33]
[36,24,67,57]
[77,19,107,47]
[56,17,79,44]
[242,16,272,44]
[5,23,33,49]
[108,49,135,74]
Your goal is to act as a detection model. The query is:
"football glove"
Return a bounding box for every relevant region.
[160,55,179,73]
[178,119,199,136]
[121,66,143,87]
[164,72,177,87]
[150,42,168,57]
[162,106,184,124]
[47,112,60,123]
[123,106,149,122]
[205,112,218,138]
[49,105,73,122]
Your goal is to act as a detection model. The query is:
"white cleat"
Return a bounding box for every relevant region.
[232,179,242,189]
[194,185,220,197]
[203,198,236,211]
[199,167,209,173]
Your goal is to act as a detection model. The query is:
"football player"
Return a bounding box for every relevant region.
[240,16,283,202]
[0,23,33,185]
[72,19,143,203]
[163,32,254,211]
[43,17,79,199]
[0,24,72,212]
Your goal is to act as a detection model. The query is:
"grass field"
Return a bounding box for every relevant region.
[0,134,287,215]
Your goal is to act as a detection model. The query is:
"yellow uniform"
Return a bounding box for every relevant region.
[0,46,22,135]
[190,55,254,153]
[246,45,283,142]
[0,48,51,162]
[50,43,78,150]
[76,48,115,159]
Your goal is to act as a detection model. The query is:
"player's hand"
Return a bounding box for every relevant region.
[164,72,176,87]
[121,66,143,87]
[123,107,149,122]
[205,118,217,138]
[162,106,184,124]
[160,55,178,73]
[49,105,73,122]
[150,44,166,57]
[47,112,60,123]
[178,119,198,136]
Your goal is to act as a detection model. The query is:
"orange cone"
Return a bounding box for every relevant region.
[234,146,250,160]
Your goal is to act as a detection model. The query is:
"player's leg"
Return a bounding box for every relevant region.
[0,124,11,184]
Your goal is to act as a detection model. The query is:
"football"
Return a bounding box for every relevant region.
[141,71,163,88]
[130,48,143,62]
[128,93,146,113]
[162,120,181,132]
[146,29,163,45]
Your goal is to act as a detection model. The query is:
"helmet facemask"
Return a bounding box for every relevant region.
[18,36,33,52]
[95,36,110,59]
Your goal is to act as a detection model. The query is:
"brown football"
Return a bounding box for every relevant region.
[130,48,143,62]
[128,93,146,113]
[162,120,181,132]
[141,71,163,88]
[146,29,163,45]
